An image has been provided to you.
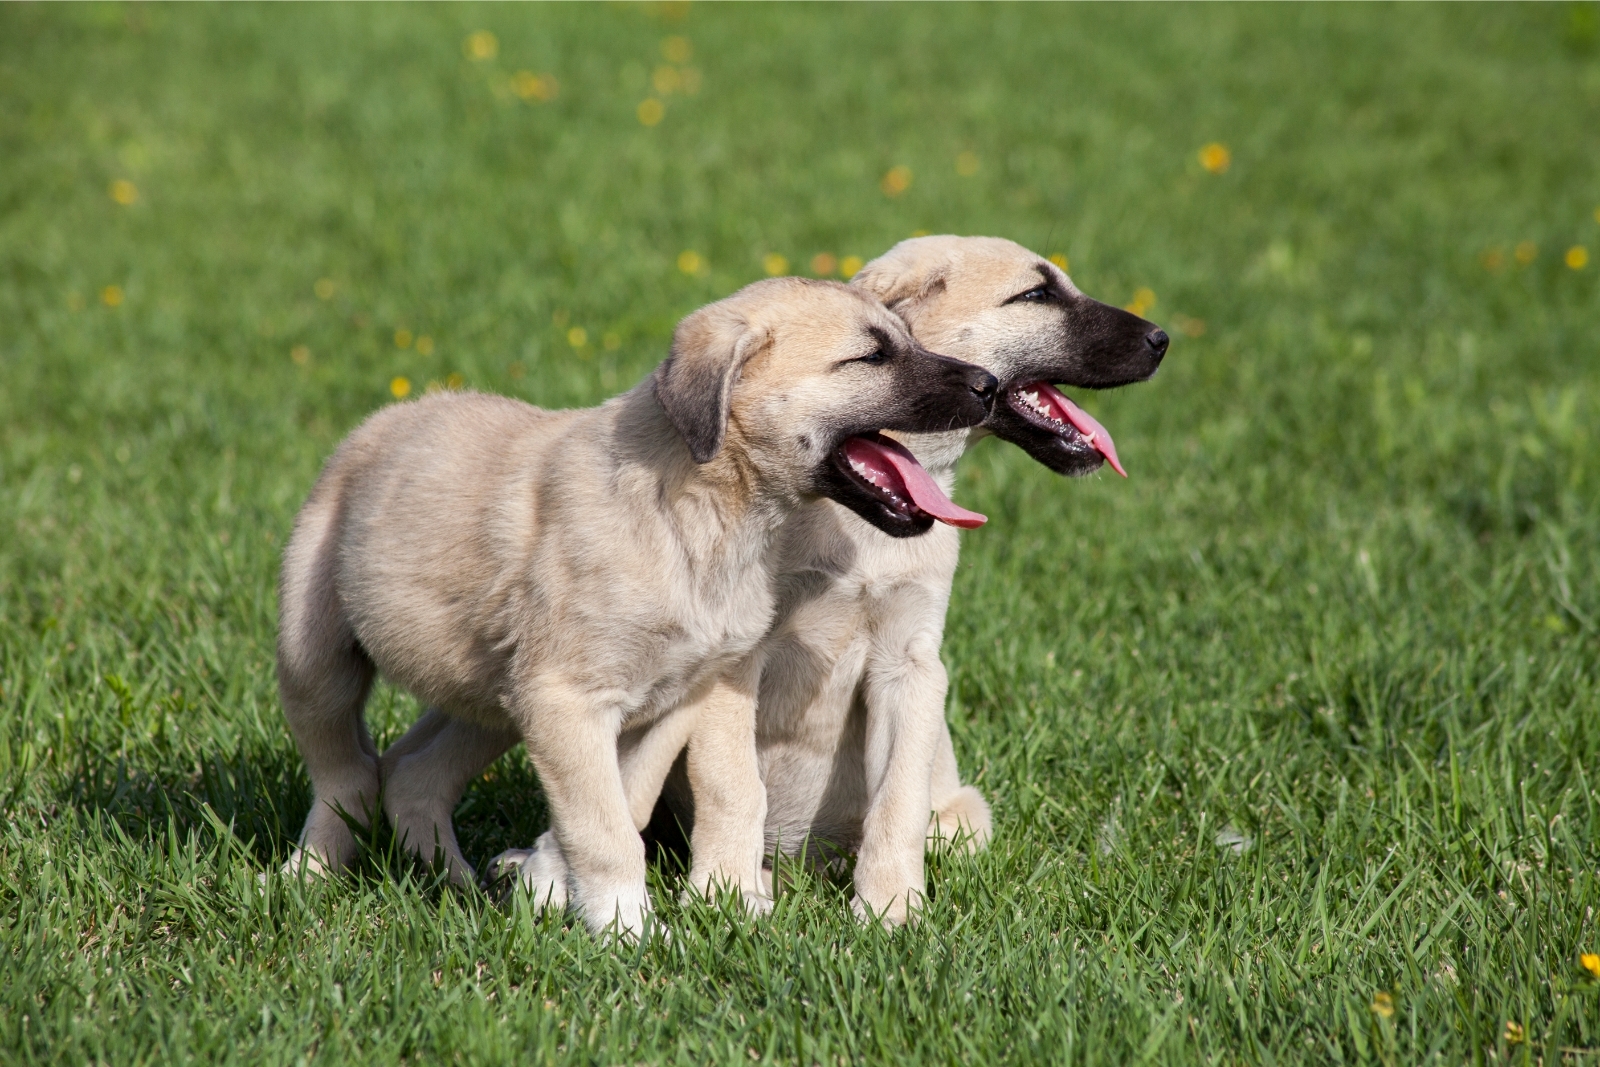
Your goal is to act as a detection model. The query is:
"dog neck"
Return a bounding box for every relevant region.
[611,384,791,564]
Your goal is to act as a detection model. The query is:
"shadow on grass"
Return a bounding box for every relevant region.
[41,738,724,898]
[38,711,881,910]
[45,739,564,874]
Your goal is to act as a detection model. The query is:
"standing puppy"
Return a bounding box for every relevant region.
[277,278,997,936]
[492,237,1166,925]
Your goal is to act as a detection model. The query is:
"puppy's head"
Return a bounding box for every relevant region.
[654,278,998,537]
[852,235,1166,478]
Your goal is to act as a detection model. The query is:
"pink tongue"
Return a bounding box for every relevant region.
[841,436,988,529]
[1032,382,1126,477]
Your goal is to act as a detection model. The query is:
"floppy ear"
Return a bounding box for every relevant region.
[850,249,947,323]
[653,305,769,463]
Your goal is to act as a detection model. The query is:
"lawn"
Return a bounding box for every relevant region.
[3,3,1599,1063]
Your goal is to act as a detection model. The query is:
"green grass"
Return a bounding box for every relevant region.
[3,3,1599,1063]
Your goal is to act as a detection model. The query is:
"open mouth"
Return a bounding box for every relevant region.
[832,433,987,529]
[1007,381,1126,477]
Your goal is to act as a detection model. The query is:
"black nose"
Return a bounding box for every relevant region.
[1145,329,1169,361]
[969,369,999,408]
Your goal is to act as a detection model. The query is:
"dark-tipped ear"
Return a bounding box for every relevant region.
[850,252,947,324]
[653,306,769,464]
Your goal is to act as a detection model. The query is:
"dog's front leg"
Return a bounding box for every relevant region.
[515,679,653,938]
[683,669,771,915]
[852,637,946,926]
[493,699,700,910]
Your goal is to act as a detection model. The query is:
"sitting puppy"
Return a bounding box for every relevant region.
[276,277,997,936]
[480,237,1165,924]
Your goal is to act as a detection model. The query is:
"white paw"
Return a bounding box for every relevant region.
[851,892,912,928]
[573,883,655,941]
[491,840,571,912]
[683,875,773,918]
[927,785,993,854]
[282,845,333,879]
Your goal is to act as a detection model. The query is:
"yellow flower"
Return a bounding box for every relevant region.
[109,179,138,205]
[881,165,913,197]
[1176,315,1207,338]
[101,285,124,307]
[1504,1021,1525,1044]
[911,229,930,238]
[314,278,337,300]
[810,252,838,276]
[1514,241,1537,265]
[415,335,435,356]
[1126,287,1156,316]
[390,376,411,399]
[678,250,704,275]
[955,151,979,177]
[840,255,864,278]
[1199,143,1231,174]
[1566,245,1589,270]
[1049,253,1069,272]
[638,98,665,126]
[290,344,310,365]
[1581,953,1600,978]
[653,65,682,95]
[394,328,413,349]
[446,372,464,390]
[567,326,588,348]
[762,253,789,276]
[1480,247,1504,271]
[464,31,498,61]
[1370,991,1394,1019]
[512,71,558,101]
[661,35,692,63]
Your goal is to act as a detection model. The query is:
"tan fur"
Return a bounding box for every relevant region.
[276,277,991,936]
[448,237,1138,926]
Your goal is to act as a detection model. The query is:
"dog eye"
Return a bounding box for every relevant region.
[1011,286,1052,304]
[857,349,889,365]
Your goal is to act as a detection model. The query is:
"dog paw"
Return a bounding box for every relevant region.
[282,845,333,879]
[742,890,775,918]
[926,785,993,854]
[490,844,570,911]
[850,892,912,928]
[575,885,656,942]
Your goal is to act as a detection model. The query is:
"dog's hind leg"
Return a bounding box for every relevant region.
[380,709,519,885]
[278,492,379,877]
[926,723,991,853]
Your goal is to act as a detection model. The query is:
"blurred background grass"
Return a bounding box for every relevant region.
[2,3,1598,1064]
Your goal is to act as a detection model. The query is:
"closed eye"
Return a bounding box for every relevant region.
[836,326,896,368]
[831,349,889,371]
[1007,285,1053,304]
